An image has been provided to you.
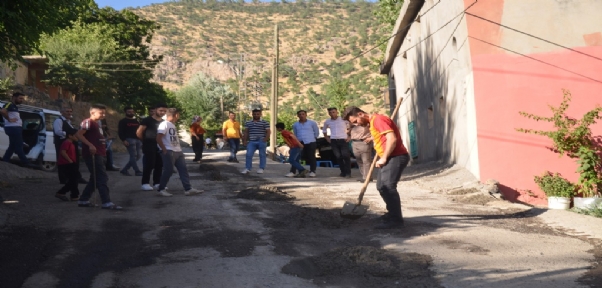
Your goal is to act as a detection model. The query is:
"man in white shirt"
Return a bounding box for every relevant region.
[323,107,352,178]
[156,108,202,197]
[291,110,320,177]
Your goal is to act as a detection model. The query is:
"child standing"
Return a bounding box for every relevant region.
[276,122,308,178]
[55,130,80,201]
[156,108,203,197]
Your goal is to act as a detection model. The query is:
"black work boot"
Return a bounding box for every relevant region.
[375,217,404,229]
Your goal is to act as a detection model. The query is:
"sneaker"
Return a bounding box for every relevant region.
[153,184,168,190]
[184,188,204,196]
[256,169,264,174]
[308,172,316,177]
[157,190,173,197]
[233,159,239,163]
[141,184,154,191]
[241,169,250,174]
[285,172,295,177]
[120,170,131,176]
[294,170,309,178]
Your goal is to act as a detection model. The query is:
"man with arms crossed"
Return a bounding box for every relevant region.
[241,108,270,174]
[222,111,242,163]
[350,123,374,182]
[155,108,202,196]
[343,106,409,229]
[323,107,352,178]
[76,104,122,210]
[290,110,319,177]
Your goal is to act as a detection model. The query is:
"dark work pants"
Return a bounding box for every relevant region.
[2,126,29,165]
[141,147,163,185]
[376,154,410,221]
[54,138,67,184]
[290,141,317,174]
[81,155,110,204]
[330,139,352,176]
[191,135,204,161]
[57,163,80,198]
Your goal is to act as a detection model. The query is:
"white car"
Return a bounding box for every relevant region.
[0,101,61,172]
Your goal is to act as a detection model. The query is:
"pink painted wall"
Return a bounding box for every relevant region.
[471,47,602,205]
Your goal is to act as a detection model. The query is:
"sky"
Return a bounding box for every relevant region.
[95,0,169,10]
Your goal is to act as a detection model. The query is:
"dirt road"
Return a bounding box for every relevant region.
[1,149,601,288]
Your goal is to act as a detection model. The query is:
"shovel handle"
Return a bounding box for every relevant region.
[356,97,404,206]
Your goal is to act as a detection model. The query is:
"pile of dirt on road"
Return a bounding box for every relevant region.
[453,194,496,205]
[0,161,53,179]
[282,246,440,287]
[236,185,295,201]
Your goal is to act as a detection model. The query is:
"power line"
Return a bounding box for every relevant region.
[64,60,161,65]
[468,36,602,85]
[396,0,478,60]
[465,12,602,63]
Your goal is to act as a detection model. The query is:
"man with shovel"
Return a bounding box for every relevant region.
[343,107,410,229]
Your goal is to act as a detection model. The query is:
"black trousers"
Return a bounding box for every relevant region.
[377,154,410,220]
[330,139,352,176]
[54,138,66,184]
[141,147,163,185]
[191,135,204,161]
[56,163,80,198]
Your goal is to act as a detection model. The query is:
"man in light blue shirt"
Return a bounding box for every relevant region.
[291,110,319,177]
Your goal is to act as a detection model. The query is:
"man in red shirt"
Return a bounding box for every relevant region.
[276,122,307,178]
[76,104,122,210]
[344,106,410,229]
[55,130,80,201]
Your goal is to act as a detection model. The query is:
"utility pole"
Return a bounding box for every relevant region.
[270,24,279,158]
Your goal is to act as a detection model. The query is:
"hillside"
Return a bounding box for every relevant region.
[134,1,389,117]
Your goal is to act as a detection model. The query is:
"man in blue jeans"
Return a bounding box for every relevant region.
[155,108,202,197]
[222,111,242,163]
[118,106,142,176]
[241,108,270,174]
[1,92,31,167]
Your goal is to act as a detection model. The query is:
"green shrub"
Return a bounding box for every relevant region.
[534,171,576,198]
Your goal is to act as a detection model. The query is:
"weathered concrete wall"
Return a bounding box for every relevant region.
[391,0,480,178]
[465,0,602,205]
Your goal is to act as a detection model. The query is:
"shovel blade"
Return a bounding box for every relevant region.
[340,201,369,219]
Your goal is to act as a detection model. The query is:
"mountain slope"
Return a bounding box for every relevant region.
[134,1,389,115]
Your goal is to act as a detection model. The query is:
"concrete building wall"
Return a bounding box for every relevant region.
[465,0,602,205]
[390,0,480,178]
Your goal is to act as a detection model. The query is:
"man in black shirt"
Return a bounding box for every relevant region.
[118,106,142,176]
[136,103,167,191]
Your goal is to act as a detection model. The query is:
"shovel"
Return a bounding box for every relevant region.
[340,155,378,219]
[340,97,404,219]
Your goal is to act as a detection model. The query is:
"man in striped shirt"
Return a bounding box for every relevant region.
[241,108,270,174]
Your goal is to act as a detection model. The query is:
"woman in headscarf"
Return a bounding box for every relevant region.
[189,116,206,162]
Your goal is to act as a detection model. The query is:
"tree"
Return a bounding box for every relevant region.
[0,0,90,65]
[40,21,119,102]
[323,76,351,113]
[175,73,238,131]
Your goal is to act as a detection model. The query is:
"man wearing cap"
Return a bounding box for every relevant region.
[241,108,270,174]
[343,106,410,229]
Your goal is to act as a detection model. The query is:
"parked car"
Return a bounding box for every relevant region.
[0,101,61,172]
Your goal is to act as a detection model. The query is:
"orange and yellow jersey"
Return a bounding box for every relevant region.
[369,114,409,158]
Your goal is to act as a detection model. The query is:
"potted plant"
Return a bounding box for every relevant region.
[518,90,602,209]
[534,171,575,209]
